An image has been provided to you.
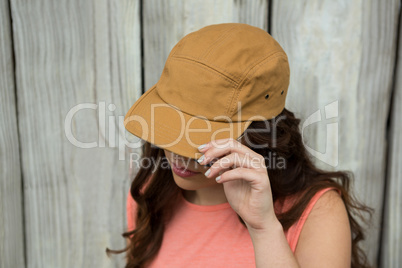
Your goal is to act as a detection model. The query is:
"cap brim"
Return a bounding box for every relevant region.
[124,84,252,159]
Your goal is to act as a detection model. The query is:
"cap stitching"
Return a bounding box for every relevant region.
[133,86,251,123]
[134,105,252,134]
[199,25,238,60]
[170,56,239,87]
[151,104,252,127]
[171,32,197,58]
[172,50,286,86]
[225,87,236,117]
[237,52,288,92]
[227,52,288,116]
[127,85,157,118]
[168,58,237,117]
[200,49,285,86]
[201,36,283,80]
[202,26,238,61]
[201,25,274,76]
[243,52,288,83]
[226,88,242,117]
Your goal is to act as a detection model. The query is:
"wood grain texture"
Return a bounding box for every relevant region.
[381,5,402,267]
[0,0,25,267]
[9,0,141,267]
[272,0,400,265]
[142,0,269,91]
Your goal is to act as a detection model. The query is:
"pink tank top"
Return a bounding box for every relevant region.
[126,187,340,267]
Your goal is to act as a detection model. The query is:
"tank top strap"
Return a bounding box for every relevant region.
[285,187,342,252]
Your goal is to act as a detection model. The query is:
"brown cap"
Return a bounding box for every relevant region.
[124,23,290,159]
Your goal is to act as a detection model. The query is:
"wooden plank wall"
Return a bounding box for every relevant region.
[272,0,400,265]
[381,3,402,267]
[4,0,142,267]
[0,0,400,267]
[0,0,25,267]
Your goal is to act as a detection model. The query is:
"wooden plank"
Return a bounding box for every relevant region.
[142,0,269,91]
[381,6,402,267]
[0,0,25,267]
[9,0,141,267]
[272,0,399,265]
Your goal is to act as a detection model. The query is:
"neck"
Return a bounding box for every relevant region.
[182,184,228,205]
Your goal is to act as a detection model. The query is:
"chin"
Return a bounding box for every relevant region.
[171,173,216,191]
[162,149,215,190]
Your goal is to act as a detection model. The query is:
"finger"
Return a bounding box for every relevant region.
[198,137,242,152]
[205,153,265,179]
[198,138,261,165]
[215,168,268,187]
[204,153,241,179]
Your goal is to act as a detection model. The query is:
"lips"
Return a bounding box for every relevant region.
[174,164,192,171]
[172,163,200,177]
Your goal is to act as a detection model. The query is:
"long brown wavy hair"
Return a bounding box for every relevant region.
[106,107,374,268]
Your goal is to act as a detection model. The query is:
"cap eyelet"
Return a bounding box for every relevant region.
[265,94,269,99]
[281,90,284,95]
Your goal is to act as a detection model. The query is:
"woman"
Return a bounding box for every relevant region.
[107,22,372,267]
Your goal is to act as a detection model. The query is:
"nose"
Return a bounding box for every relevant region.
[171,152,208,170]
[171,152,189,162]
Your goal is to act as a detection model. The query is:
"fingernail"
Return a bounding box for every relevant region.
[215,175,221,182]
[204,169,211,177]
[198,143,208,151]
[197,155,205,164]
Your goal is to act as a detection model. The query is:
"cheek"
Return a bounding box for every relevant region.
[163,152,174,167]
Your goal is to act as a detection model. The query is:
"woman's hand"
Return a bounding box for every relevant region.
[197,138,278,231]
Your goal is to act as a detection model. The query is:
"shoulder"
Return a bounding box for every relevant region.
[295,189,352,267]
[307,188,345,218]
[126,190,138,231]
[126,190,138,212]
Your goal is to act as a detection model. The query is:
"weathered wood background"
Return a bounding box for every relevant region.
[0,0,400,267]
